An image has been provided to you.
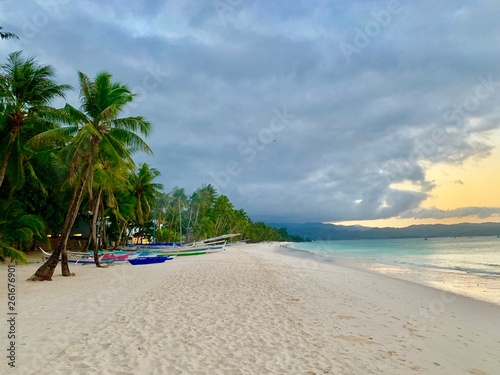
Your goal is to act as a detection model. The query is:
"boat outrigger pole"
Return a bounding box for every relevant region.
[179,199,182,244]
[153,210,157,244]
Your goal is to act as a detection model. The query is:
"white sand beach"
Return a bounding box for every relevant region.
[1,243,499,374]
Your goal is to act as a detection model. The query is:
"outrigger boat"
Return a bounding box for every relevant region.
[39,247,107,265]
[158,249,207,257]
[100,252,134,262]
[39,248,134,265]
[127,254,174,265]
[157,234,240,257]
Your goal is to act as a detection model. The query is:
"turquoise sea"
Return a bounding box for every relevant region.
[290,236,500,277]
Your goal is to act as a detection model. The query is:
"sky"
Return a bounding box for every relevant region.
[1,0,500,227]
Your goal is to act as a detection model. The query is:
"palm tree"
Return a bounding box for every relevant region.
[190,184,217,240]
[28,71,152,281]
[107,183,137,248]
[164,187,189,242]
[152,193,170,242]
[84,158,133,266]
[185,191,200,242]
[129,164,163,243]
[209,195,235,236]
[231,208,250,235]
[0,51,70,190]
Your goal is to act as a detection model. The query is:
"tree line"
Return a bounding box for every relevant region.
[0,51,304,280]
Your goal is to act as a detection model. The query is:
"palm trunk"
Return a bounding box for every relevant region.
[100,203,107,250]
[186,206,194,243]
[0,125,20,189]
[194,205,200,227]
[88,188,103,267]
[169,209,176,233]
[27,179,85,281]
[116,222,126,248]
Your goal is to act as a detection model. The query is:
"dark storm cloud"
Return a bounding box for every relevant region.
[1,0,499,222]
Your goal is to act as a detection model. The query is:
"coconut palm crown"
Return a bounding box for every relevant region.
[0,51,70,189]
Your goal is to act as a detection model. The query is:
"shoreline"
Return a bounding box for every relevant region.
[0,243,499,374]
[283,242,500,306]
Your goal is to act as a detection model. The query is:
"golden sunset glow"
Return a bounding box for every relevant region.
[424,150,500,209]
[334,130,500,228]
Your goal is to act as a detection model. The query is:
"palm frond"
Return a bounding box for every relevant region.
[111,116,152,137]
[27,125,77,149]
[0,27,19,40]
[108,127,153,155]
[0,243,28,264]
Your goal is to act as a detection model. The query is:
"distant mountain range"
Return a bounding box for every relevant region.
[267,222,500,241]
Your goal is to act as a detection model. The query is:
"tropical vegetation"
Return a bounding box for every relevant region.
[0,51,303,280]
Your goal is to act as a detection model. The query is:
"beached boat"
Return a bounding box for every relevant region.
[135,242,181,251]
[39,247,106,265]
[157,242,224,257]
[120,245,138,251]
[158,250,207,257]
[155,233,240,257]
[39,247,136,264]
[100,252,134,262]
[127,255,174,265]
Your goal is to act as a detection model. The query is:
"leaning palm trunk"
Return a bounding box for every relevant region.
[0,124,20,189]
[115,222,126,248]
[101,224,107,250]
[85,187,104,267]
[185,207,194,243]
[89,189,104,267]
[99,203,107,250]
[28,180,85,281]
[116,220,130,248]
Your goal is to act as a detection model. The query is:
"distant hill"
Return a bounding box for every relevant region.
[267,222,500,241]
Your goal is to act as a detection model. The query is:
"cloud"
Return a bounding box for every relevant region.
[1,0,499,222]
[399,207,500,220]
